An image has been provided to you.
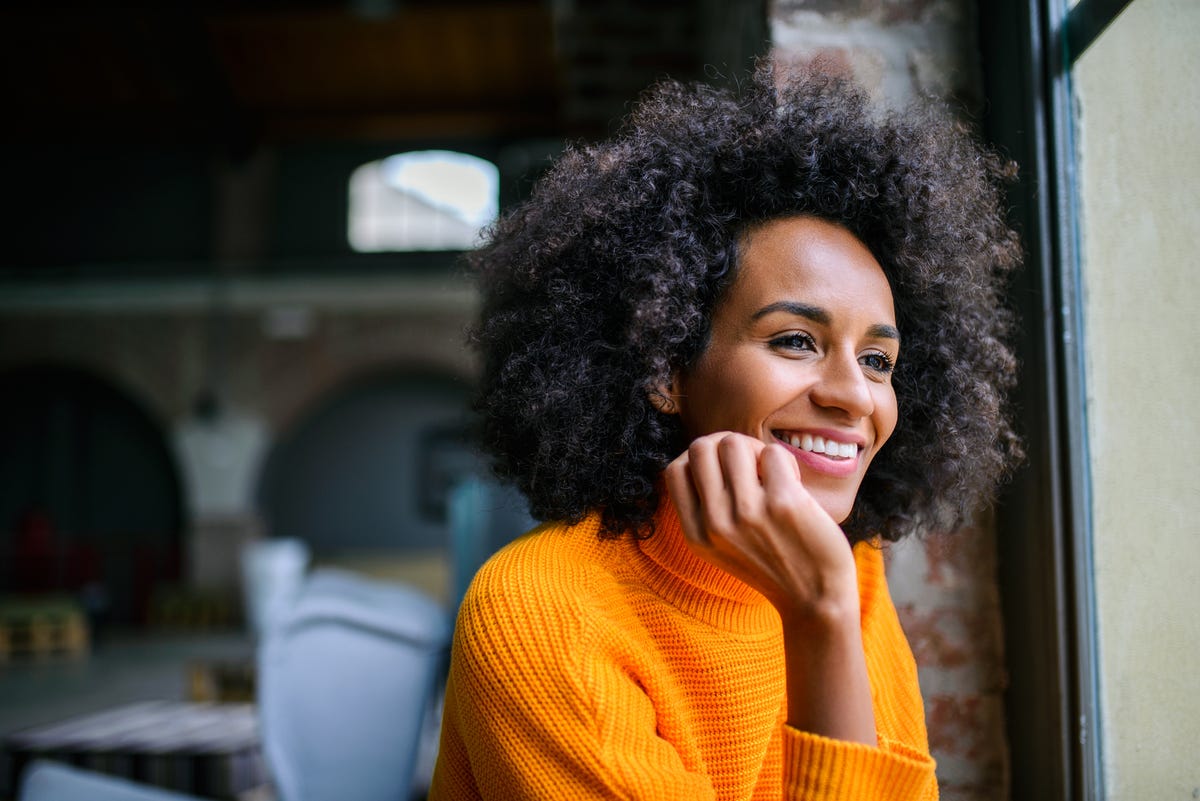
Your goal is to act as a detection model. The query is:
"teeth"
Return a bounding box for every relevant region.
[776,431,858,459]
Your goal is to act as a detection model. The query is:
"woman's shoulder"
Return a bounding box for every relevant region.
[460,514,633,632]
[477,514,614,581]
[452,514,640,692]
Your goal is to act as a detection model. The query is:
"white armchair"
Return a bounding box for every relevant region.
[258,569,450,801]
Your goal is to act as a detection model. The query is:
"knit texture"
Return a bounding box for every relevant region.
[429,501,937,800]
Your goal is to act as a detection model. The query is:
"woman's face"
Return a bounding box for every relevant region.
[671,216,899,524]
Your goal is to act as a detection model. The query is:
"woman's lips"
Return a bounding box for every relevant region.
[771,430,864,478]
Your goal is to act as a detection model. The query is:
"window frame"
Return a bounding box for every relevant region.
[976,0,1133,797]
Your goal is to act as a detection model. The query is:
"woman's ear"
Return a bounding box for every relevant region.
[648,376,681,415]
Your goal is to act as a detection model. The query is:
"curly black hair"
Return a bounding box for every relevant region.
[469,67,1023,544]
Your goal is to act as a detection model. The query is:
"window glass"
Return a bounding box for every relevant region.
[348,150,499,252]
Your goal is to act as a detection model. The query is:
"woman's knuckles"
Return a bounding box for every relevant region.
[701,513,740,543]
[731,495,767,529]
[763,491,808,527]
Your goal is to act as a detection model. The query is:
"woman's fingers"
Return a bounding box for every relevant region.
[694,434,766,538]
[665,432,764,548]
[681,435,726,522]
[716,434,766,528]
[758,442,807,526]
[663,450,705,543]
[759,440,802,485]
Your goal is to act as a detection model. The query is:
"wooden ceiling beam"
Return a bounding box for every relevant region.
[0,2,562,144]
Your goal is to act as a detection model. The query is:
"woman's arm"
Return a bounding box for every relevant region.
[429,557,720,801]
[663,432,876,745]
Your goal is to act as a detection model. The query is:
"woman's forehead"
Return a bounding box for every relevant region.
[721,216,896,323]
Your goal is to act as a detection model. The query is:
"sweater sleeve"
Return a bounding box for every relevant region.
[780,729,937,800]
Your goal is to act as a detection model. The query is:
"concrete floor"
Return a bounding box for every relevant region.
[0,630,254,798]
[0,630,254,735]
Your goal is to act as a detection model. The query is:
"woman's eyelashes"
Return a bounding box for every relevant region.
[768,331,817,353]
[860,350,896,375]
[767,332,896,375]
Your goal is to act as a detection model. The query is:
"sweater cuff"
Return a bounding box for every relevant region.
[781,727,936,800]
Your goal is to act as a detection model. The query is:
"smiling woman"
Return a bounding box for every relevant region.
[429,67,1022,800]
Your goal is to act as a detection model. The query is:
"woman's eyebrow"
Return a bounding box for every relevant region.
[751,301,900,342]
[868,323,900,342]
[752,300,829,324]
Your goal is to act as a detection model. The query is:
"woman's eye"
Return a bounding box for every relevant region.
[861,351,896,373]
[769,332,816,352]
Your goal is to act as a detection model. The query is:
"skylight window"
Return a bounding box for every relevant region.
[348,150,499,252]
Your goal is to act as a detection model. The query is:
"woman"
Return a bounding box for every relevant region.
[429,68,1022,800]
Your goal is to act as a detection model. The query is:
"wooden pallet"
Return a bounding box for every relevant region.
[148,587,239,631]
[0,597,89,662]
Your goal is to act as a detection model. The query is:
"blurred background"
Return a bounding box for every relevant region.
[1,2,1195,801]
[0,2,771,798]
[0,0,768,629]
[0,0,770,624]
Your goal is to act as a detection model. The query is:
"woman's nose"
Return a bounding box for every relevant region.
[809,351,874,418]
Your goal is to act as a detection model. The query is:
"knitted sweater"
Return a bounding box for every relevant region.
[429,501,937,800]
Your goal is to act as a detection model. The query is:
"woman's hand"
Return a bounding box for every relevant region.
[663,431,858,618]
[663,431,877,745]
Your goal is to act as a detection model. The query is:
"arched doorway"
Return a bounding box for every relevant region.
[256,371,483,598]
[0,365,184,625]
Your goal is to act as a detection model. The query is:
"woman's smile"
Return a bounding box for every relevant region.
[771,429,864,478]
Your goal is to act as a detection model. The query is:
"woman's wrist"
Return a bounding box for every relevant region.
[772,559,861,632]
[780,589,876,746]
[779,591,860,636]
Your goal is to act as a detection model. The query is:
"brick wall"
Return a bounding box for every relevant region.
[0,286,477,599]
[887,521,1009,801]
[0,291,475,434]
[554,0,768,135]
[771,0,983,111]
[770,3,1009,799]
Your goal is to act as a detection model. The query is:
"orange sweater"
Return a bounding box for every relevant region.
[430,502,937,800]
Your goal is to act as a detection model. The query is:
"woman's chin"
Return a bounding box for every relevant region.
[810,492,856,530]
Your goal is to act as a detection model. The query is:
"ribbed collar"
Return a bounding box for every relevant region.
[627,496,782,634]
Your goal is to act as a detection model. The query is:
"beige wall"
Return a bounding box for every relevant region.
[1073,0,1200,796]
